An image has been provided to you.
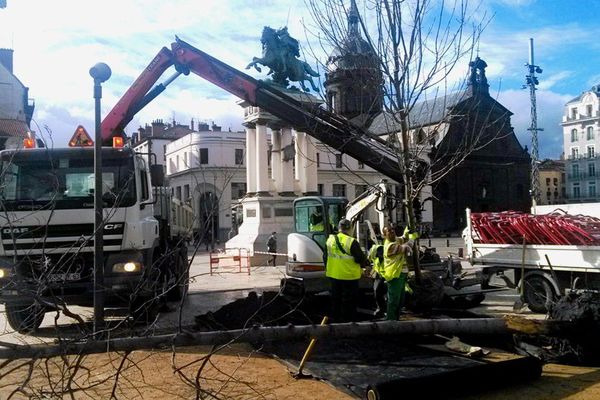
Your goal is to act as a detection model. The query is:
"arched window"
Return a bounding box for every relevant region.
[588,126,595,140]
[571,129,578,142]
[417,129,426,144]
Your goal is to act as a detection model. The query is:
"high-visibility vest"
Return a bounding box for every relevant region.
[310,221,324,231]
[326,233,361,280]
[368,244,384,275]
[381,239,408,282]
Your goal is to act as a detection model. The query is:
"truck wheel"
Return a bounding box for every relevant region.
[6,302,45,333]
[524,275,556,313]
[166,253,189,302]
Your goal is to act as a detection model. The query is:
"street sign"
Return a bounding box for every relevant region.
[68,125,94,147]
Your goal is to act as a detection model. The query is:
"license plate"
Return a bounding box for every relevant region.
[48,272,81,282]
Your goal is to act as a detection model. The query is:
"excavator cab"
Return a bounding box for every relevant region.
[292,197,347,252]
[286,197,347,288]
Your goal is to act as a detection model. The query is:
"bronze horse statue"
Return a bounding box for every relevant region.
[246,26,319,92]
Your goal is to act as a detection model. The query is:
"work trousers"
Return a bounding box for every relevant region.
[267,252,277,266]
[373,274,387,316]
[329,278,359,323]
[386,272,408,320]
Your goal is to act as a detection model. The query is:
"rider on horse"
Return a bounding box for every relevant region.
[246,26,320,92]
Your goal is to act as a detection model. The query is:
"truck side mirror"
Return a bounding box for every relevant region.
[150,164,165,187]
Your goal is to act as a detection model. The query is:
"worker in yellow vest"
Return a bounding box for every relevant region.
[368,243,386,318]
[381,225,418,320]
[309,207,325,232]
[325,218,368,322]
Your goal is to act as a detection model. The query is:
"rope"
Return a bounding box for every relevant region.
[253,251,289,257]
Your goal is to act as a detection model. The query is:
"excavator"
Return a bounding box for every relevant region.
[284,179,489,307]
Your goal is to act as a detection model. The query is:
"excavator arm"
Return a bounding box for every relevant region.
[345,180,391,245]
[101,37,403,183]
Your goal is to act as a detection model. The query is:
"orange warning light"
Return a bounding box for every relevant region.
[113,136,124,148]
[23,137,35,148]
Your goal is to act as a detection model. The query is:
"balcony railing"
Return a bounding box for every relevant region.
[567,172,598,181]
[562,111,599,123]
[567,153,597,160]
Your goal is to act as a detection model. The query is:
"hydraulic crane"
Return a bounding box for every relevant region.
[101,37,403,183]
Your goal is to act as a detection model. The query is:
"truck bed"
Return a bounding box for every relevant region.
[470,242,600,272]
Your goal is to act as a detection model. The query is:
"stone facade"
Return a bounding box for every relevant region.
[539,159,566,205]
[369,58,531,234]
[561,85,600,202]
[0,48,34,149]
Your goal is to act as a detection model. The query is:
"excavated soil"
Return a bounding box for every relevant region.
[2,346,600,399]
[0,343,352,399]
[3,291,600,399]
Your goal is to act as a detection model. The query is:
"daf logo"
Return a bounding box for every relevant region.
[2,227,29,234]
[104,224,123,230]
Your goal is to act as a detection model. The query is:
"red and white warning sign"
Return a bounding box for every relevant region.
[68,125,94,147]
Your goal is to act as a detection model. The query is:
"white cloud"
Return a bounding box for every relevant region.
[1,0,309,147]
[1,0,595,162]
[538,71,572,91]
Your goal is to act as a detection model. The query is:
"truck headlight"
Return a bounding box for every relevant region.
[113,262,141,273]
[0,268,7,278]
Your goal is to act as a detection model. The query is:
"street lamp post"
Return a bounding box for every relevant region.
[89,62,111,338]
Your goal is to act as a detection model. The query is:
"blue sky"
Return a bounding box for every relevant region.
[1,0,599,159]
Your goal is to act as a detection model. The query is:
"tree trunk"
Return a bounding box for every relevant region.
[0,318,514,360]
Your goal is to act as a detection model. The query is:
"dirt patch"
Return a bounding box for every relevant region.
[0,343,352,399]
[460,363,600,400]
[4,291,600,399]
[3,348,600,399]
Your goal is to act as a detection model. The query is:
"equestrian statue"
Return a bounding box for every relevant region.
[246,26,320,92]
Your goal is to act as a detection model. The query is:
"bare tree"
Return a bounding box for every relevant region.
[302,0,528,279]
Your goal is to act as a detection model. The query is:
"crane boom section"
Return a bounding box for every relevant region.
[101,37,403,182]
[101,47,174,143]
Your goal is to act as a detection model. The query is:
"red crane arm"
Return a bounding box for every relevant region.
[100,37,402,182]
[100,47,174,144]
[170,39,258,106]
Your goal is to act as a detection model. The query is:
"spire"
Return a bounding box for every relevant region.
[348,0,360,36]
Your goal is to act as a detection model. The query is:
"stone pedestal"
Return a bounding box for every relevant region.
[225,196,294,266]
[229,92,322,265]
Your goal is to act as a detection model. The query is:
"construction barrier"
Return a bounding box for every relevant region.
[470,211,600,246]
[209,248,250,275]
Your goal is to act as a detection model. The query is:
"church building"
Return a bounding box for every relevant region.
[326,0,531,233]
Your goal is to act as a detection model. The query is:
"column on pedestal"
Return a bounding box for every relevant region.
[304,133,318,194]
[294,130,308,193]
[280,127,295,194]
[245,125,256,194]
[255,123,269,194]
[270,128,282,193]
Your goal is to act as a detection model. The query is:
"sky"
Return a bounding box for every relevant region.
[1,0,599,159]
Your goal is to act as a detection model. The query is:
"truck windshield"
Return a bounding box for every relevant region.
[0,151,136,211]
